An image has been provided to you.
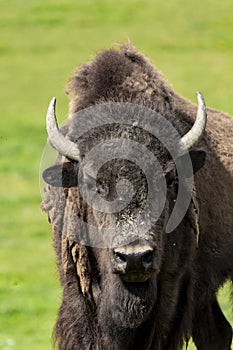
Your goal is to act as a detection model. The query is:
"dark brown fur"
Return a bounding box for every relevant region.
[42,44,233,350]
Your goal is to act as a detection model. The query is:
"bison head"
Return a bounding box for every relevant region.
[42,94,206,336]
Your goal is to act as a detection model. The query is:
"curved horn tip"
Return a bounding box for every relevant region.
[46,97,58,132]
[196,91,206,107]
[45,97,81,162]
[46,97,57,120]
[177,91,207,156]
[49,97,56,110]
[196,91,207,121]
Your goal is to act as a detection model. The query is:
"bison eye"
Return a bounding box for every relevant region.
[166,178,174,189]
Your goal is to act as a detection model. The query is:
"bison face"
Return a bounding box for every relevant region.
[89,163,182,332]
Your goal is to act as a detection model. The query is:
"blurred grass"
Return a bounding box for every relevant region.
[0,0,232,349]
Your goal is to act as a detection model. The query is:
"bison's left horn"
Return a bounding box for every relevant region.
[177,92,207,156]
[46,97,81,162]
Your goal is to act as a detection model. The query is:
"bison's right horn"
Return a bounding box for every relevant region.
[46,97,81,162]
[177,92,207,156]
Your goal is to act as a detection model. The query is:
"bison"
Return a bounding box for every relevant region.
[42,44,233,350]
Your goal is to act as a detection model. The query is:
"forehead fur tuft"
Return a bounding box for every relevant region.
[66,43,174,114]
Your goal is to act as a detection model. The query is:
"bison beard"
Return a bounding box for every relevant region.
[100,277,156,327]
[98,277,157,347]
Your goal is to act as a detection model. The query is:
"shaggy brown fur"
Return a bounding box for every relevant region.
[42,44,233,350]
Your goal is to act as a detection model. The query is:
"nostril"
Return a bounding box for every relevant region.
[112,251,128,273]
[114,252,127,265]
[142,251,154,269]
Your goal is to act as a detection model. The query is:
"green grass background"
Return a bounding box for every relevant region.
[0,1,232,349]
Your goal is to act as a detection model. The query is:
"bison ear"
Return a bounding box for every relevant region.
[42,162,79,187]
[177,150,206,178]
[189,150,206,174]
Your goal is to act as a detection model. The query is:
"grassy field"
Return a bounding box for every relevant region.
[0,1,232,349]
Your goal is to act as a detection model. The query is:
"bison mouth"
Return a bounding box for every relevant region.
[121,271,153,283]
